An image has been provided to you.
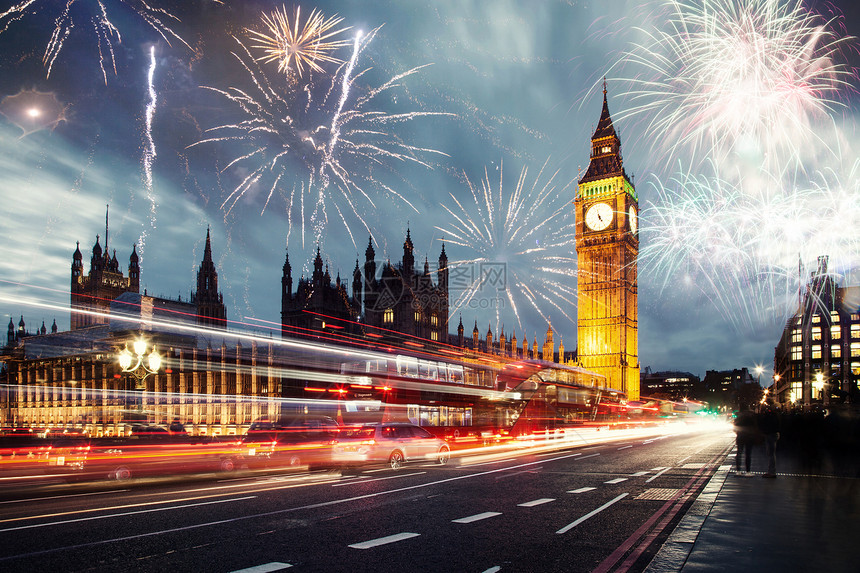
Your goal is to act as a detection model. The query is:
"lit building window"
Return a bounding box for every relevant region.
[852,314,860,321]
[431,331,439,341]
[832,347,842,358]
[431,314,438,327]
[852,324,860,339]
[812,314,821,324]
[831,312,840,323]
[832,325,841,339]
[791,329,802,343]
[812,326,822,341]
[791,346,802,361]
[383,308,394,324]
[812,345,822,359]
[851,342,860,358]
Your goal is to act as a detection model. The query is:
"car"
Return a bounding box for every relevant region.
[331,422,451,470]
[238,415,340,470]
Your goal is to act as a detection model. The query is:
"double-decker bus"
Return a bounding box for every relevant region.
[336,354,626,443]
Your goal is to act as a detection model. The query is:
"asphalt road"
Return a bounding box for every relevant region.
[0,424,734,573]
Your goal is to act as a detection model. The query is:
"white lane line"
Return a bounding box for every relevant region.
[650,467,668,471]
[630,471,649,477]
[331,472,425,487]
[617,445,633,450]
[0,449,591,559]
[229,562,292,573]
[537,451,580,458]
[518,498,555,507]
[556,493,629,534]
[605,478,628,484]
[349,532,420,549]
[452,512,502,524]
[567,487,596,494]
[646,467,672,483]
[0,489,129,505]
[0,496,257,533]
[481,567,501,573]
[460,457,521,467]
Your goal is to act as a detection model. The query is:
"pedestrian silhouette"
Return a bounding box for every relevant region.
[758,401,780,478]
[734,404,757,476]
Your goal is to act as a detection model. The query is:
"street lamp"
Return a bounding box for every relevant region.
[813,372,825,401]
[118,339,161,428]
[118,339,162,389]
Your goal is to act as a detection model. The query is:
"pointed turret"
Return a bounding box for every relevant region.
[51,319,57,333]
[402,228,415,279]
[579,79,628,185]
[352,259,362,302]
[313,246,324,284]
[282,250,293,302]
[128,244,140,291]
[194,227,226,328]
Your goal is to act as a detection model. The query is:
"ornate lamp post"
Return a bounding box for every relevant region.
[118,339,161,426]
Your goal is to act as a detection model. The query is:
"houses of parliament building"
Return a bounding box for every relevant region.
[1,85,641,434]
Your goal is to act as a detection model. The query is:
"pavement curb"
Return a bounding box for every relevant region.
[643,463,732,573]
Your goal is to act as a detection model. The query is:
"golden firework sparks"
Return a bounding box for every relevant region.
[247,5,351,78]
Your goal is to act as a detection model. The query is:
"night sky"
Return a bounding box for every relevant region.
[1,0,858,380]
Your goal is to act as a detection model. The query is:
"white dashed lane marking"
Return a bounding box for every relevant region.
[229,562,292,573]
[349,532,421,549]
[567,487,597,494]
[518,498,555,507]
[646,467,672,482]
[617,445,633,450]
[556,493,629,534]
[452,512,502,524]
[605,478,629,484]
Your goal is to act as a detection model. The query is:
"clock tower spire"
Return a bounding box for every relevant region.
[575,82,640,399]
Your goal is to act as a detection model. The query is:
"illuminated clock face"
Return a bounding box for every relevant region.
[585,202,613,231]
[629,206,638,234]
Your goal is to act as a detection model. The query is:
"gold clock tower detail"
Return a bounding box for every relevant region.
[575,82,639,400]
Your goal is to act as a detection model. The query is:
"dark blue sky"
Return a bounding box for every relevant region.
[1,0,858,380]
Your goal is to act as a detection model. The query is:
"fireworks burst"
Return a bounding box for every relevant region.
[619,0,853,171]
[247,5,350,79]
[193,25,450,249]
[435,159,577,332]
[640,164,860,331]
[0,0,192,83]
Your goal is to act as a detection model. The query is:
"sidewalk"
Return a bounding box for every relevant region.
[647,440,860,573]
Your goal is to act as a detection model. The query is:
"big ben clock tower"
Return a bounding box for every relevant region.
[575,81,640,400]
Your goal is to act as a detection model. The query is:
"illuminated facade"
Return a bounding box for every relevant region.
[575,82,640,399]
[773,256,860,408]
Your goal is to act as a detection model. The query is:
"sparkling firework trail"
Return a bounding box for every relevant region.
[247,5,350,79]
[0,0,192,83]
[193,25,451,249]
[138,45,158,263]
[618,0,853,171]
[435,159,577,332]
[640,163,860,331]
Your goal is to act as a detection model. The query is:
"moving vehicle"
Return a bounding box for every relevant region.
[332,422,451,469]
[237,415,340,470]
